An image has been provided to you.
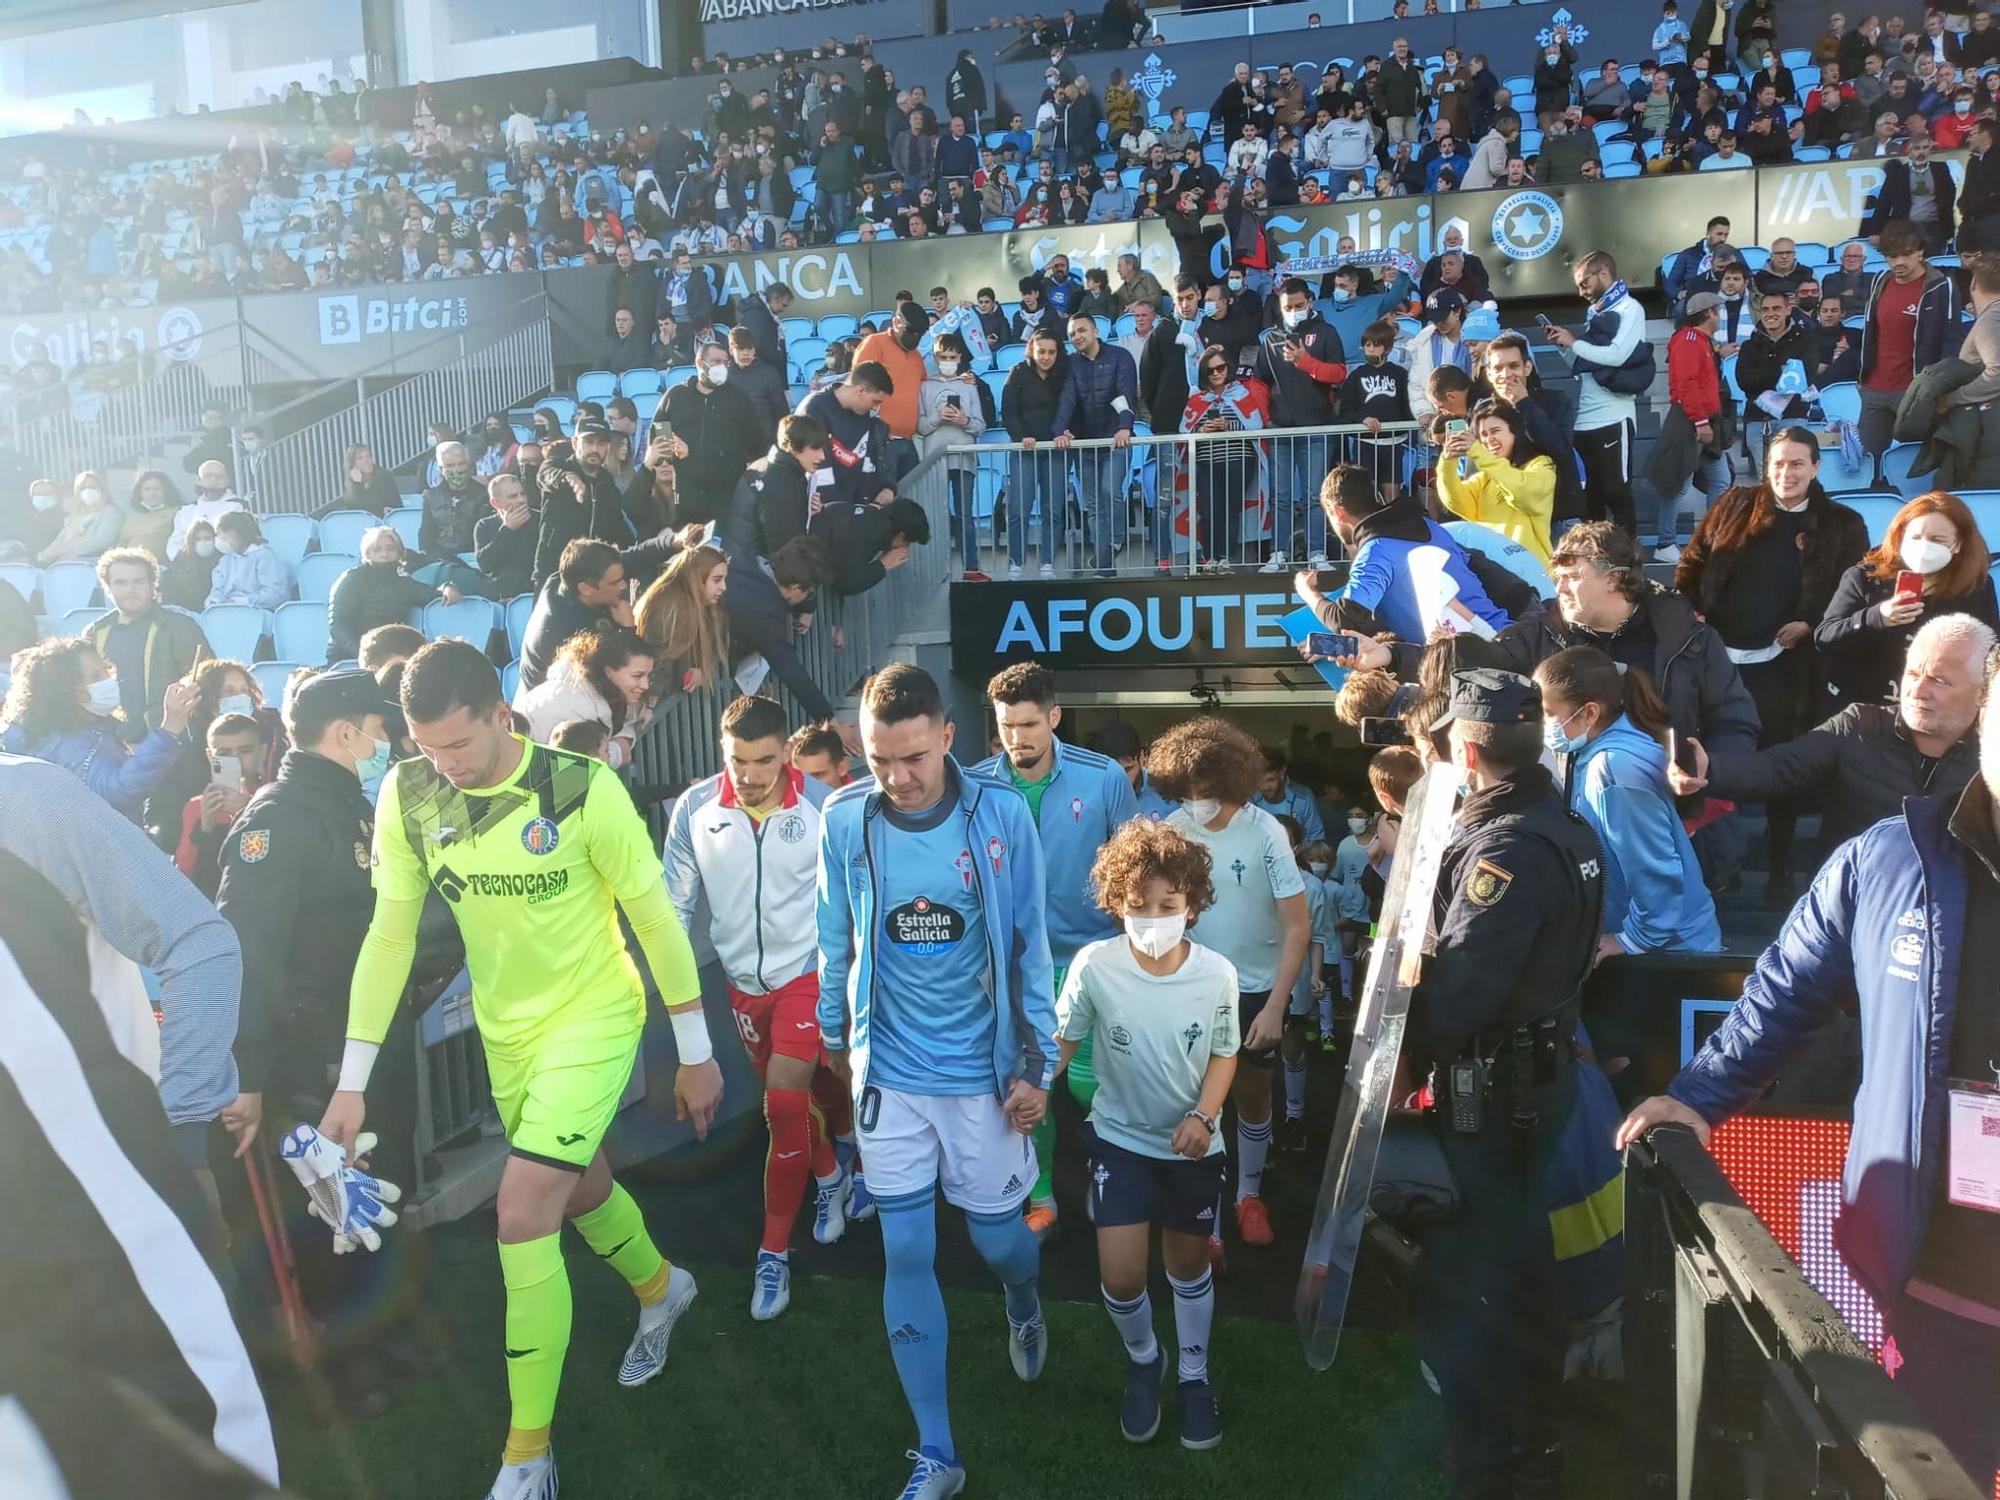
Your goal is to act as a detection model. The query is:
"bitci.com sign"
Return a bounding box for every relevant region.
[316,292,469,345]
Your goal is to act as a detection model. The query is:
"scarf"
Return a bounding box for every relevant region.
[1589,278,1630,317]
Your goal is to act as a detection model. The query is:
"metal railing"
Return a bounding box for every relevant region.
[248,291,555,517]
[928,420,1425,579]
[1,318,318,484]
[626,450,955,813]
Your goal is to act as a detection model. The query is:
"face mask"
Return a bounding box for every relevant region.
[1282,306,1308,329]
[1182,796,1221,826]
[242,440,261,454]
[31,491,55,511]
[1694,66,1709,78]
[703,362,729,385]
[1332,287,1354,305]
[217,693,256,719]
[86,676,123,715]
[1957,100,1973,114]
[1546,51,1560,64]
[1226,275,1244,293]
[1543,705,1590,756]
[79,487,103,506]
[1347,817,1368,836]
[1901,535,1954,575]
[216,536,241,555]
[194,539,217,557]
[354,736,394,801]
[446,469,469,487]
[936,358,961,376]
[1125,913,1187,959]
[1309,861,1330,877]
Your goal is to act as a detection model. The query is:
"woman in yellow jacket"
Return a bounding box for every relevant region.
[1436,397,1557,565]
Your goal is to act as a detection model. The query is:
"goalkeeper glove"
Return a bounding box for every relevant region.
[279,1123,404,1254]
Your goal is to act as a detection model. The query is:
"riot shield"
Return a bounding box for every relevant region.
[1295,766,1460,1370]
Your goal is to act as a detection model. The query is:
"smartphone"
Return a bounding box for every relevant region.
[1536,312,1556,330]
[944,394,961,410]
[1895,569,1923,603]
[209,753,241,789]
[1307,631,1356,658]
[1360,717,1414,747]
[1444,418,1469,436]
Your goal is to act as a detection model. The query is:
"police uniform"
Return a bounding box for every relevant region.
[215,672,419,1340]
[1413,670,1604,1500]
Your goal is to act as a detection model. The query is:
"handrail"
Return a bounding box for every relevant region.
[1627,1125,1983,1499]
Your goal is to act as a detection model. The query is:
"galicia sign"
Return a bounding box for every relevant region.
[949,574,1343,675]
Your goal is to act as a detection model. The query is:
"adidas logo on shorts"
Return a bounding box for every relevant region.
[889,1322,928,1345]
[1195,1206,1214,1221]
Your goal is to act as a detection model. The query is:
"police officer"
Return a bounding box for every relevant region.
[215,670,418,1389]
[1414,669,1604,1499]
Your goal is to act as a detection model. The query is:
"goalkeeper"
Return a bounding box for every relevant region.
[318,642,723,1500]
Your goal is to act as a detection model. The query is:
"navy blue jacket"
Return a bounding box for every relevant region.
[1053,344,1139,440]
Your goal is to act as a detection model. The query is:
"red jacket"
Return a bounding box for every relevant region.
[1667,325,1722,424]
[1803,81,1855,115]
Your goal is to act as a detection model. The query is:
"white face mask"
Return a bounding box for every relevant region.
[1282,306,1308,329]
[216,536,241,555]
[1308,860,1330,876]
[217,693,256,718]
[30,491,55,511]
[1182,797,1221,826]
[1900,535,1954,575]
[936,358,961,376]
[194,539,217,558]
[86,676,123,715]
[1125,912,1187,959]
[1348,816,1368,835]
[703,362,729,385]
[79,487,103,506]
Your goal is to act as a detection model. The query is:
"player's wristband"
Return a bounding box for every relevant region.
[336,1039,381,1094]
[668,1005,714,1066]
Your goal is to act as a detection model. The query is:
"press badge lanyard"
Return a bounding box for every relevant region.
[1944,1068,2000,1215]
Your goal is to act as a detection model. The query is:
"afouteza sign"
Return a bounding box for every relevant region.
[950,574,1334,676]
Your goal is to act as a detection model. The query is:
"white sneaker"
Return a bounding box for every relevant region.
[1039,562,1057,580]
[1307,552,1331,570]
[894,1449,966,1499]
[812,1170,850,1245]
[1006,561,1024,580]
[617,1264,697,1387]
[1651,543,1682,564]
[749,1251,791,1322]
[1008,1305,1048,1382]
[1260,550,1289,574]
[485,1451,557,1500]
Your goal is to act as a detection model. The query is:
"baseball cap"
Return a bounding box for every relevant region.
[1424,288,1468,323]
[289,668,392,724]
[572,416,612,437]
[1683,291,1722,316]
[1461,306,1501,341]
[1432,668,1543,728]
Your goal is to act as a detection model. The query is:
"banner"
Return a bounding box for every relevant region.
[1752,152,1964,247]
[949,574,1324,675]
[3,298,235,375]
[238,276,551,381]
[699,0,930,55]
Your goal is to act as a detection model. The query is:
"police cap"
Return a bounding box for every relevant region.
[289,668,393,723]
[1432,668,1542,728]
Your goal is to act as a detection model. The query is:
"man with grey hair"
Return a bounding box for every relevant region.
[1667,610,1991,849]
[419,438,487,557]
[1624,613,2000,1494]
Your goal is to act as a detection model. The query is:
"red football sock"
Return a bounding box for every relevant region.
[762,1088,814,1254]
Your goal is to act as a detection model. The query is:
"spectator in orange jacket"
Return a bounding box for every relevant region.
[174,711,275,896]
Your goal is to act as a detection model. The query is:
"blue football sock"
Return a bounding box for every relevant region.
[965,1206,1041,1324]
[877,1187,954,1460]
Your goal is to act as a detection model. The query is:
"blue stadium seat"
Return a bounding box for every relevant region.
[317,510,375,555]
[536,396,578,429]
[995,343,1028,370]
[260,512,317,566]
[981,369,1008,406]
[790,336,829,372]
[1816,442,1876,492]
[1792,241,1831,266]
[1603,162,1642,178]
[61,606,101,635]
[423,596,500,644]
[0,563,40,608]
[505,593,534,655]
[664,363,698,389]
[1881,443,1925,498]
[576,370,618,404]
[272,601,330,665]
[40,561,99,616]
[619,368,663,401]
[1793,146,1831,163]
[780,315,815,342]
[386,506,425,552]
[295,551,353,604]
[501,659,521,701]
[1818,382,1860,425]
[1840,493,1906,543]
[200,604,270,661]
[252,660,301,704]
[1599,142,1636,166]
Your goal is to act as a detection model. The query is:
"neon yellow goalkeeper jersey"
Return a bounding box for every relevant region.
[372,738,661,1049]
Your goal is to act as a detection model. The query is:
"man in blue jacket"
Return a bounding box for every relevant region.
[972,660,1139,1242]
[817,664,1058,1500]
[1053,310,1140,576]
[1621,680,2000,1494]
